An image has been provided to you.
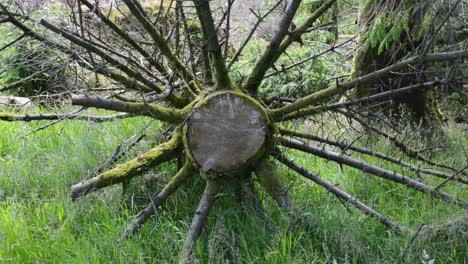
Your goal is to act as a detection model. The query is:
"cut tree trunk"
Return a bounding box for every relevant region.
[184,91,271,175]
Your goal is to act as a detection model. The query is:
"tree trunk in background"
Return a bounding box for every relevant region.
[350,0,442,123]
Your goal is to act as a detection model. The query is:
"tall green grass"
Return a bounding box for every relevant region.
[0,114,466,263]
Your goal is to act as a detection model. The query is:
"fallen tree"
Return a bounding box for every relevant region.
[0,0,466,262]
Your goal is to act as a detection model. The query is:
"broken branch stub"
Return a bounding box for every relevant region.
[185,91,270,175]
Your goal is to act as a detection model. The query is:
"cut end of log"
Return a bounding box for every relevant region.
[185,92,269,174]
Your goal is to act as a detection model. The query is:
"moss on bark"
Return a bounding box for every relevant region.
[0,112,19,121]
[71,131,182,198]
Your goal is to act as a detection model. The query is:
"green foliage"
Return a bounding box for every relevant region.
[259,46,332,98]
[232,40,334,98]
[362,1,409,54]
[362,0,462,55]
[0,28,22,86]
[367,10,410,54]
[296,0,340,42]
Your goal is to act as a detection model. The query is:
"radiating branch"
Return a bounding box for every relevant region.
[0,10,187,107]
[272,150,405,232]
[71,132,182,200]
[243,0,303,94]
[180,180,221,263]
[0,112,132,122]
[122,0,202,93]
[280,80,443,120]
[279,127,468,184]
[278,137,467,207]
[71,95,185,123]
[194,0,231,89]
[227,0,284,69]
[79,0,170,78]
[123,160,194,238]
[254,158,291,209]
[337,109,465,173]
[39,19,164,93]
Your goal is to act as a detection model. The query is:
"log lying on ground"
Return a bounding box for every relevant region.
[272,151,405,232]
[278,137,467,207]
[123,161,194,238]
[71,134,181,200]
[279,127,468,184]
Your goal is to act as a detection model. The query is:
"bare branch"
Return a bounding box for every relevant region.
[123,160,194,238]
[180,180,221,262]
[79,0,170,78]
[273,150,405,232]
[122,0,202,93]
[243,0,303,94]
[0,112,131,122]
[0,33,25,53]
[39,19,164,93]
[337,109,465,173]
[71,95,185,123]
[279,127,468,184]
[281,80,443,120]
[193,0,231,89]
[227,0,284,69]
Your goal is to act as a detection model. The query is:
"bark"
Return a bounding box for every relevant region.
[0,112,131,122]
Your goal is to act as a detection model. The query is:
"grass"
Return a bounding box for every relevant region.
[0,111,466,263]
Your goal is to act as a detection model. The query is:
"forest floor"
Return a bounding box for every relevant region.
[0,111,466,263]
